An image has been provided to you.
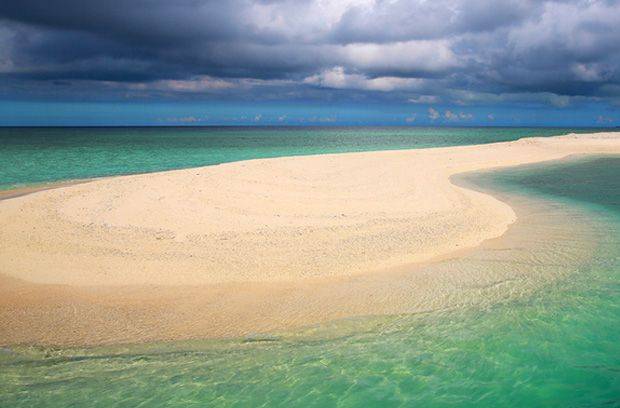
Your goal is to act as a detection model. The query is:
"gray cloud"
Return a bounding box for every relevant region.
[0,0,619,106]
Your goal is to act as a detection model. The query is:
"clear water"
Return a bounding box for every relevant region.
[0,126,604,189]
[1,156,619,407]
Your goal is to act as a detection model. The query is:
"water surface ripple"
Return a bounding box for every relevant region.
[1,156,619,407]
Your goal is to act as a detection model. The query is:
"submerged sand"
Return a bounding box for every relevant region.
[1,132,619,346]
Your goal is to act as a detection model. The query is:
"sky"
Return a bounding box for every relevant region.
[0,0,619,126]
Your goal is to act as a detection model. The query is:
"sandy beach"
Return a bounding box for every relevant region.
[1,132,619,346]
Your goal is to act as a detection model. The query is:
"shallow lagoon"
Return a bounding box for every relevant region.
[1,156,619,407]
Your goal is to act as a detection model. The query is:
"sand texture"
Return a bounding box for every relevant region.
[1,132,619,345]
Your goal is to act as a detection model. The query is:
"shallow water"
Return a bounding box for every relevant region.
[0,126,603,189]
[1,156,619,407]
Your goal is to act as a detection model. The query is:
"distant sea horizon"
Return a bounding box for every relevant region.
[0,126,612,190]
[0,124,616,128]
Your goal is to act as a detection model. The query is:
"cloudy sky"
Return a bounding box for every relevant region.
[1,0,619,126]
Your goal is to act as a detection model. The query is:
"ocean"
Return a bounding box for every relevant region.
[0,126,605,190]
[0,128,618,407]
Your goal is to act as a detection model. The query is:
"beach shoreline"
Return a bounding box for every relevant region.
[0,179,92,201]
[1,132,619,346]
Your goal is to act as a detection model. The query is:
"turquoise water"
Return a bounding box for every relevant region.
[1,156,619,407]
[0,126,604,189]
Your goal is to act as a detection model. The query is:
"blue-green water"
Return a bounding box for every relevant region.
[1,156,619,407]
[0,126,604,189]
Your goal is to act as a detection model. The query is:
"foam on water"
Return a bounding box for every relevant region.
[1,156,619,407]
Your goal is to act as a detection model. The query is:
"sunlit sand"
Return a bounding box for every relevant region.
[1,132,619,345]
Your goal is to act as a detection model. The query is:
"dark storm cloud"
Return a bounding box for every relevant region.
[331,0,539,43]
[1,0,619,106]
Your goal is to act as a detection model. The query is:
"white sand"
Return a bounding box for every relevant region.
[0,132,619,345]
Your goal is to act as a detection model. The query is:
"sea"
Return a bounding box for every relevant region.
[0,126,606,190]
[0,127,618,407]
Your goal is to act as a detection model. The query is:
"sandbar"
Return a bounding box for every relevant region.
[1,132,619,346]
